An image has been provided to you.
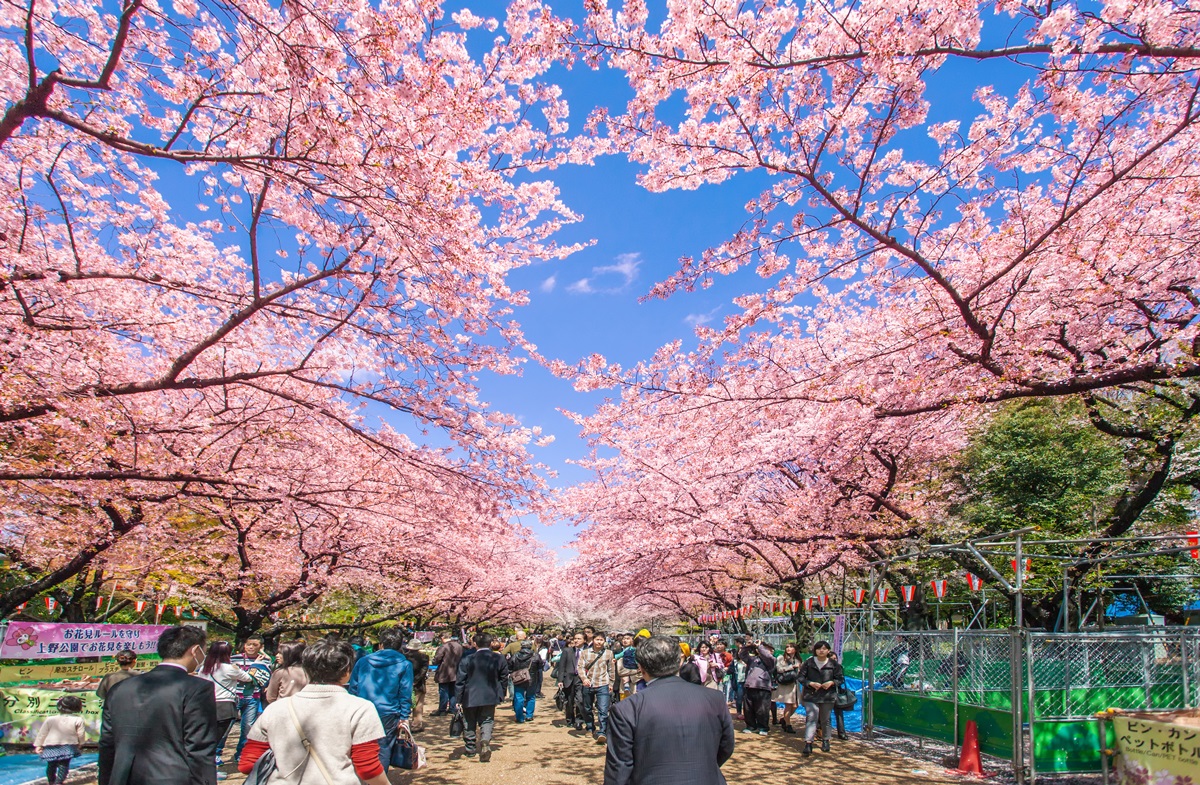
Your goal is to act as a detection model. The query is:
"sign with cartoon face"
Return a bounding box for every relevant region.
[1,623,171,660]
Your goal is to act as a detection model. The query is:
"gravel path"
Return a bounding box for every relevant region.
[385,708,977,785]
[62,704,1056,785]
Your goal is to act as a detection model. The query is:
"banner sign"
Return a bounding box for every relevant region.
[0,686,103,744]
[833,614,846,657]
[1113,713,1200,785]
[412,631,437,644]
[1,623,171,659]
[0,658,158,685]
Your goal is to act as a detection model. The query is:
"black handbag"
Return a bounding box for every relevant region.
[775,669,799,685]
[554,686,566,711]
[242,749,276,785]
[449,708,465,738]
[834,686,857,709]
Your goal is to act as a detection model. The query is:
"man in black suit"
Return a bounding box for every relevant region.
[455,631,510,763]
[552,631,585,729]
[604,636,735,785]
[99,625,220,785]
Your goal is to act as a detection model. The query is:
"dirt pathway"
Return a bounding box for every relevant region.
[72,703,967,785]
[385,708,965,785]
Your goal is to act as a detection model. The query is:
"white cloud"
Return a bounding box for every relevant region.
[540,274,557,293]
[684,307,721,327]
[568,252,642,294]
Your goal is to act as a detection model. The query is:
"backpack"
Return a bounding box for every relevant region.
[621,647,638,670]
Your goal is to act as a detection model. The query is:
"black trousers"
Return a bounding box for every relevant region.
[561,681,582,725]
[463,705,496,752]
[45,759,70,785]
[744,688,772,731]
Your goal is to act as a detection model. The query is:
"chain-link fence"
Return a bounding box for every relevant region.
[1028,630,1200,719]
[870,630,1014,708]
[864,628,1200,783]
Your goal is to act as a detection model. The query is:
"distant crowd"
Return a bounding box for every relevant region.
[50,624,852,785]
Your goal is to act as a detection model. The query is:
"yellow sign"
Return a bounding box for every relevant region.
[0,659,157,685]
[0,686,103,744]
[1114,714,1200,784]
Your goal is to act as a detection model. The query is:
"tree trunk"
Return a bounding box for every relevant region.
[0,504,142,617]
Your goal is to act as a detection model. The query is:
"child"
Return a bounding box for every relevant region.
[35,695,87,785]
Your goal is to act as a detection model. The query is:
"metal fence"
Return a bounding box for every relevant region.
[869,630,1014,706]
[864,628,1200,784]
[1028,630,1199,719]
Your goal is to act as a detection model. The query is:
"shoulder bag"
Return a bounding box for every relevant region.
[285,699,335,785]
[510,652,532,685]
[390,724,426,771]
[242,750,277,785]
[775,659,799,685]
[834,686,858,709]
[212,672,242,722]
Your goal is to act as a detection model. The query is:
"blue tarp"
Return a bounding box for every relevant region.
[1105,593,1141,618]
[0,753,97,785]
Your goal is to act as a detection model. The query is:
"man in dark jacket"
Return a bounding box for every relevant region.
[455,632,509,762]
[604,635,735,785]
[347,627,413,772]
[99,625,219,785]
[432,632,464,715]
[739,640,776,735]
[405,640,431,732]
[553,632,586,729]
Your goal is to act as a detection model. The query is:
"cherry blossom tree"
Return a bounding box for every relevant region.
[572,0,1200,418]
[542,0,1200,625]
[0,0,576,528]
[0,0,581,626]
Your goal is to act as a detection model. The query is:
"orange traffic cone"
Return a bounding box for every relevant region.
[953,720,993,777]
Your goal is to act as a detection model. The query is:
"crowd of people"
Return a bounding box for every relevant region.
[542,628,850,757]
[86,623,852,785]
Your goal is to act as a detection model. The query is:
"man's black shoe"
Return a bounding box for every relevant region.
[821,739,831,752]
[802,743,813,756]
[480,742,492,763]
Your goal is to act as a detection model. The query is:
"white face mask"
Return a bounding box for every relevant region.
[191,646,206,673]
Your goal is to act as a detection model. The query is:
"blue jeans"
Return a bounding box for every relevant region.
[378,713,401,771]
[234,697,260,760]
[438,682,457,714]
[513,684,536,722]
[582,685,611,735]
[731,681,745,714]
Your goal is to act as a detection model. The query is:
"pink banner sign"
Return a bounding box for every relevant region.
[1,622,171,660]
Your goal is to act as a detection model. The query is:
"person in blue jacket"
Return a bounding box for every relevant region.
[348,627,413,772]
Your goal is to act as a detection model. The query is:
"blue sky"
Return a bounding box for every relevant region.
[476,57,775,553]
[492,152,769,553]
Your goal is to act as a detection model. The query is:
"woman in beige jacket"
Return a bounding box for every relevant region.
[265,641,309,703]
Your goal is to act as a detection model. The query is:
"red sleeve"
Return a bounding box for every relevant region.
[351,740,383,780]
[238,740,271,774]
